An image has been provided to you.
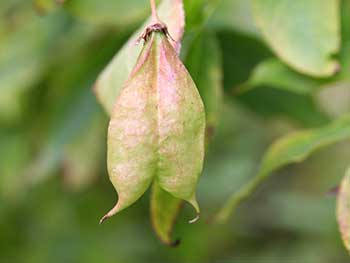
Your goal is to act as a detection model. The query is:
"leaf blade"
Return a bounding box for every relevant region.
[185,30,223,135]
[243,58,326,94]
[64,0,149,27]
[252,0,341,77]
[213,114,350,223]
[209,0,259,37]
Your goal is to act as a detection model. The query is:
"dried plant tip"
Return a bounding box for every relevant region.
[99,202,120,224]
[99,215,109,225]
[137,23,175,44]
[188,214,200,224]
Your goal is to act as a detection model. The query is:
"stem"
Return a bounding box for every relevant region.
[211,171,268,224]
[150,0,160,23]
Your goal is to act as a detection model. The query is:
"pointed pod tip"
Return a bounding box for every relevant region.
[186,195,200,224]
[99,214,110,225]
[188,195,200,212]
[188,213,200,224]
[99,201,121,225]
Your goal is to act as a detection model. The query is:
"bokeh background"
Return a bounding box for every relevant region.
[1,0,350,262]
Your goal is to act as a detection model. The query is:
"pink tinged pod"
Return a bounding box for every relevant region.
[100,29,205,223]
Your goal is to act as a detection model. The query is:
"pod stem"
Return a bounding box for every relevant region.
[136,1,174,44]
[150,0,160,23]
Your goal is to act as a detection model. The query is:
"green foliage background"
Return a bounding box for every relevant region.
[0,0,349,262]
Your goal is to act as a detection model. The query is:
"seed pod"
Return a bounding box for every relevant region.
[100,26,206,223]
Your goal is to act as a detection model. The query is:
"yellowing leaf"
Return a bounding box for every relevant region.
[337,167,350,252]
[150,181,182,246]
[252,0,340,77]
[100,31,205,223]
[94,0,185,115]
[213,114,350,223]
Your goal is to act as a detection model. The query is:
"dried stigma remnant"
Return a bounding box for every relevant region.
[137,22,175,44]
[100,23,206,224]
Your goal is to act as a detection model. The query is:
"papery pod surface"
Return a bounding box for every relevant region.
[101,29,205,222]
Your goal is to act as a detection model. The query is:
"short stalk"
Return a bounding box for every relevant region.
[150,0,161,24]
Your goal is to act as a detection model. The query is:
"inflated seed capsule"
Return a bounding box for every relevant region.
[100,24,205,224]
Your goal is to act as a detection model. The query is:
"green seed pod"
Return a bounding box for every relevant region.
[100,25,206,223]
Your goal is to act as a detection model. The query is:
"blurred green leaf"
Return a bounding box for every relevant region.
[263,191,339,235]
[185,30,223,133]
[340,0,350,79]
[237,87,329,127]
[183,0,205,31]
[0,11,67,124]
[63,0,149,27]
[252,0,340,77]
[24,28,120,186]
[62,114,107,191]
[209,0,259,37]
[199,102,269,207]
[217,30,271,91]
[213,113,350,223]
[337,166,350,252]
[0,0,30,18]
[94,0,185,114]
[26,91,101,185]
[33,0,62,14]
[0,133,30,200]
[150,181,182,246]
[242,58,326,94]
